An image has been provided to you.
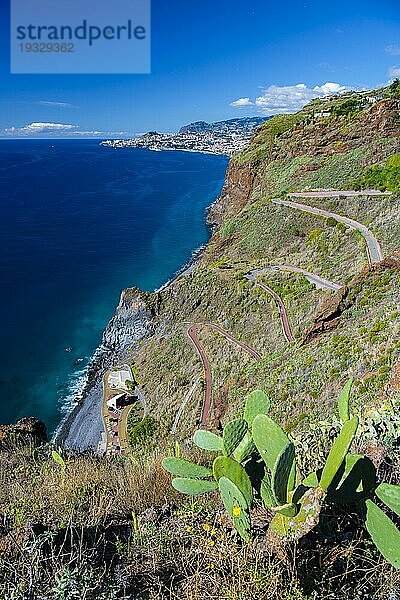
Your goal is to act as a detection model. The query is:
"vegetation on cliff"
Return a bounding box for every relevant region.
[1,85,399,598]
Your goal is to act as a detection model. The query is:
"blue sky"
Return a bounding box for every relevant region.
[1,0,399,137]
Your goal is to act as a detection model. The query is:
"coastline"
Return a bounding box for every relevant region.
[103,145,230,158]
[53,191,223,452]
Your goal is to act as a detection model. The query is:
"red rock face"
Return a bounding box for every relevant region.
[207,160,256,226]
[303,257,400,344]
[210,98,400,230]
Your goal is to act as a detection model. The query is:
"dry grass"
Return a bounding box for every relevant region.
[1,442,400,599]
[0,444,176,529]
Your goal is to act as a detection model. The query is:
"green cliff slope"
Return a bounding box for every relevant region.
[132,90,400,443]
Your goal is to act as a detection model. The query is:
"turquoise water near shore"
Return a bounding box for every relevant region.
[0,140,228,433]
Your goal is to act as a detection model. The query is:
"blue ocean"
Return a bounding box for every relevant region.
[0,140,228,434]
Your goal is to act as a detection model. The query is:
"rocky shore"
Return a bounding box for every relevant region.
[54,287,154,451]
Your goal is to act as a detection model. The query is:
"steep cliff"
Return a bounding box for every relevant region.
[2,86,400,600]
[126,89,400,441]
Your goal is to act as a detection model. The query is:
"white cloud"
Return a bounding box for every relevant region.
[312,82,347,94]
[230,97,253,107]
[4,122,78,136]
[37,101,79,109]
[1,122,130,138]
[385,45,400,56]
[230,82,351,115]
[388,66,400,79]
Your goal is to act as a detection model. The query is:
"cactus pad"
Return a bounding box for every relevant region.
[219,476,251,542]
[366,499,400,569]
[338,378,353,422]
[223,419,248,456]
[252,414,291,473]
[303,471,319,488]
[233,431,256,463]
[162,457,212,479]
[376,483,400,517]
[172,477,218,495]
[213,456,253,507]
[193,429,224,452]
[244,390,271,425]
[320,416,358,492]
[271,442,295,506]
[261,473,275,508]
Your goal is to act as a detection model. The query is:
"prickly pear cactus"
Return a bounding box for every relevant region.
[213,456,253,507]
[271,442,295,506]
[252,415,291,473]
[162,457,212,479]
[223,419,248,456]
[338,378,353,422]
[233,431,256,463]
[319,416,358,492]
[269,486,325,542]
[193,429,224,452]
[172,477,218,495]
[219,476,251,542]
[244,390,271,425]
[366,499,400,569]
[376,483,400,517]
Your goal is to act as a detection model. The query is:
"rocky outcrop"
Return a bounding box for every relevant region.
[302,286,350,344]
[0,417,47,448]
[303,257,400,344]
[81,287,154,401]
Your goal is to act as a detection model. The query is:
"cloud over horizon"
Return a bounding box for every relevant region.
[230,82,351,114]
[4,122,79,136]
[2,122,129,138]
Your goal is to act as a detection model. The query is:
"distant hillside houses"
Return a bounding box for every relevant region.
[312,90,385,119]
[315,110,331,118]
[322,90,384,105]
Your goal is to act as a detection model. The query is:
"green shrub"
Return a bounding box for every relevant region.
[129,416,157,448]
[351,153,400,193]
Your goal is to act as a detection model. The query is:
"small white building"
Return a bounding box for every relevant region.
[315,110,331,118]
[106,393,126,411]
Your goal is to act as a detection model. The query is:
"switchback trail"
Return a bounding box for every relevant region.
[244,273,295,343]
[174,191,387,432]
[248,265,341,291]
[187,323,261,425]
[244,265,341,343]
[272,196,384,264]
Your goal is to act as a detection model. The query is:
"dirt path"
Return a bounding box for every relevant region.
[249,265,341,291]
[272,196,384,264]
[244,273,295,343]
[187,323,260,425]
